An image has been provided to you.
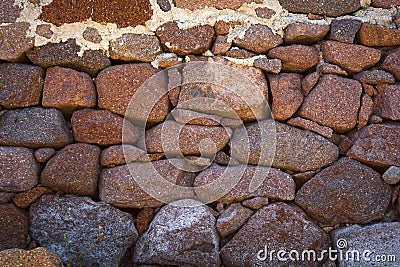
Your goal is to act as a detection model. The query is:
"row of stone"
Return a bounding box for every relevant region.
[1,194,399,266]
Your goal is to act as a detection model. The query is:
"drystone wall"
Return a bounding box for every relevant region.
[0,0,400,266]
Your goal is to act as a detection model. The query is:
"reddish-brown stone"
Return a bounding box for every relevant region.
[41,143,100,197]
[217,203,253,238]
[71,109,140,146]
[268,45,319,73]
[321,40,381,74]
[0,0,22,23]
[0,63,44,109]
[255,7,276,19]
[318,63,348,76]
[359,23,400,47]
[253,58,282,74]
[42,66,96,116]
[372,0,400,7]
[353,70,395,85]
[347,124,400,168]
[278,0,361,16]
[288,117,333,139]
[269,73,304,121]
[220,202,331,266]
[13,187,52,209]
[296,157,392,225]
[135,208,154,235]
[329,19,362,43]
[34,148,56,163]
[173,0,262,10]
[0,247,63,267]
[35,25,53,39]
[233,24,283,53]
[362,83,377,97]
[214,21,239,35]
[284,23,330,44]
[224,48,256,58]
[156,22,215,56]
[100,145,145,167]
[211,35,231,55]
[40,0,152,28]
[82,27,102,43]
[357,94,374,130]
[298,74,362,133]
[241,197,269,210]
[0,204,28,250]
[373,84,400,120]
[0,22,34,62]
[301,71,320,96]
[96,64,170,123]
[338,136,353,155]
[381,47,400,80]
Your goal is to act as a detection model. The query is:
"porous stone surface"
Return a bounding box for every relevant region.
[0,23,34,62]
[27,39,111,76]
[284,23,330,44]
[0,146,40,193]
[0,204,29,250]
[0,247,63,267]
[357,94,374,130]
[0,63,44,109]
[216,203,253,238]
[0,107,73,149]
[220,202,331,266]
[173,0,262,10]
[296,157,392,225]
[358,23,400,47]
[298,74,363,133]
[233,24,283,53]
[329,19,362,43]
[13,187,52,209]
[42,66,97,116]
[0,0,22,23]
[347,124,400,168]
[40,143,100,196]
[278,0,361,16]
[30,195,137,267]
[373,84,400,120]
[133,201,220,266]
[287,117,333,139]
[381,47,400,80]
[34,148,56,163]
[353,70,395,85]
[382,166,400,184]
[100,145,145,167]
[253,58,282,74]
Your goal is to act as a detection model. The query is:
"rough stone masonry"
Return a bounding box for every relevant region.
[0,0,400,266]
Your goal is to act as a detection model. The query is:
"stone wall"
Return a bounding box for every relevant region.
[0,0,400,266]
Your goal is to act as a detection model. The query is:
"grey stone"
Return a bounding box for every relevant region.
[382,166,400,184]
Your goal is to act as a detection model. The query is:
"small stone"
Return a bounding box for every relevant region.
[82,27,102,43]
[369,114,383,124]
[40,143,100,197]
[231,121,339,172]
[30,195,137,267]
[0,107,72,149]
[373,84,400,120]
[308,13,325,20]
[34,148,56,163]
[211,35,231,55]
[383,166,400,184]
[287,117,333,139]
[27,39,111,76]
[362,83,377,97]
[110,33,161,62]
[233,24,283,54]
[96,64,169,123]
[0,192,15,204]
[301,71,320,96]
[329,19,362,43]
[241,197,268,210]
[278,0,361,16]
[284,23,330,44]
[217,203,253,238]
[13,187,52,209]
[292,171,315,189]
[71,109,139,146]
[372,0,400,8]
[255,7,276,19]
[253,58,282,74]
[135,208,154,235]
[0,63,44,109]
[133,201,220,266]
[145,121,231,156]
[42,66,97,116]
[171,109,220,126]
[357,94,373,130]
[220,202,331,266]
[359,23,400,47]
[214,20,239,35]
[0,204,28,250]
[354,70,395,85]
[35,25,53,39]
[331,222,400,267]
[298,74,362,133]
[296,157,392,225]
[269,73,303,121]
[100,145,145,167]
[157,0,171,11]
[155,53,182,68]
[0,0,22,23]
[268,44,319,73]
[318,63,348,76]
[156,22,215,56]
[214,151,239,166]
[321,40,381,74]
[0,147,40,193]
[224,47,256,58]
[137,153,166,162]
[0,247,63,267]
[173,0,261,10]
[0,22,34,62]
[100,160,194,208]
[382,47,400,80]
